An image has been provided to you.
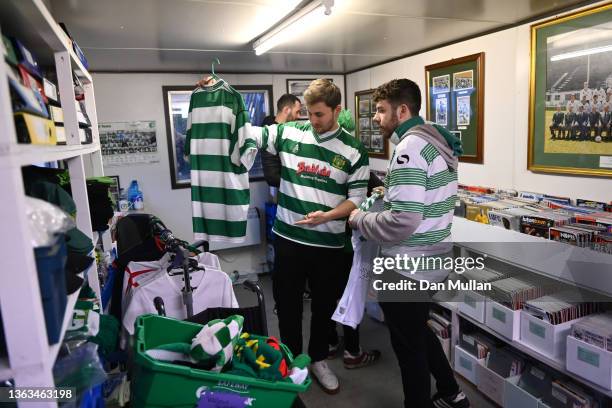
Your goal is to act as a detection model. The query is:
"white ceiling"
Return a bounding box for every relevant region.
[48,0,594,74]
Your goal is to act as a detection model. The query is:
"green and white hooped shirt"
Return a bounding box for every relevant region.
[185,80,258,243]
[254,123,370,248]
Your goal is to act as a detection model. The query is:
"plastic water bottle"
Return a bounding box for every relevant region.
[128,180,139,209]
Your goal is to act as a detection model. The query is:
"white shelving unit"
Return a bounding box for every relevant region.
[440,217,612,400]
[0,1,103,405]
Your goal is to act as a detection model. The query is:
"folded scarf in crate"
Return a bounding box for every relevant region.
[145,315,244,373]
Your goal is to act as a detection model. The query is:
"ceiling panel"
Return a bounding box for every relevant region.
[341,0,587,23]
[48,0,595,73]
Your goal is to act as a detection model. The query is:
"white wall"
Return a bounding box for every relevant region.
[93,72,345,273]
[346,6,612,202]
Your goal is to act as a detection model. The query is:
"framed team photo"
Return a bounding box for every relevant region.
[370,132,384,151]
[435,97,448,125]
[425,52,485,164]
[528,3,612,177]
[432,75,450,94]
[355,89,388,158]
[359,117,371,131]
[360,132,371,148]
[358,98,371,116]
[453,70,474,91]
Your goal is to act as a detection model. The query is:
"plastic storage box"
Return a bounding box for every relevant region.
[35,235,68,344]
[132,314,311,408]
[454,345,485,385]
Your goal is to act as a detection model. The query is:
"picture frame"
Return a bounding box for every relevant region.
[286,78,333,120]
[355,89,388,159]
[162,84,273,189]
[425,52,485,164]
[528,3,612,177]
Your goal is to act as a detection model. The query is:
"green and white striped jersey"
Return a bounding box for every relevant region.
[383,120,458,249]
[253,123,370,248]
[185,80,258,242]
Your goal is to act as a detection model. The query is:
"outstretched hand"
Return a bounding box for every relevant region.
[294,211,330,226]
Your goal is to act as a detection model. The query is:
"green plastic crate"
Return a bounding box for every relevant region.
[132,314,311,408]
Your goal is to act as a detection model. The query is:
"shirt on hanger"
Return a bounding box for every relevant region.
[121,252,222,319]
[186,79,258,243]
[122,263,238,335]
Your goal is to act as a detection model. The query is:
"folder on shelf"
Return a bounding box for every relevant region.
[75,101,90,127]
[2,34,18,66]
[49,105,64,124]
[11,38,43,79]
[55,126,66,145]
[43,78,59,104]
[18,64,48,104]
[14,112,57,145]
[8,76,49,118]
[79,127,92,144]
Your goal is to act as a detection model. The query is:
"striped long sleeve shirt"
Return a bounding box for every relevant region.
[185,80,258,242]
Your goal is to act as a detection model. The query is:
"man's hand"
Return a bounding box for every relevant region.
[196,76,216,87]
[372,186,385,197]
[294,211,330,226]
[348,208,361,229]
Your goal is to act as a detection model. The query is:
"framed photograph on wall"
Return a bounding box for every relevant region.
[425,52,485,164]
[286,78,333,120]
[355,89,388,159]
[162,84,273,189]
[528,3,612,177]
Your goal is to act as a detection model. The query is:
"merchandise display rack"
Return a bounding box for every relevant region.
[0,0,103,405]
[439,217,612,399]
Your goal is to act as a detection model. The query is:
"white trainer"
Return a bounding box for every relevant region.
[310,360,340,394]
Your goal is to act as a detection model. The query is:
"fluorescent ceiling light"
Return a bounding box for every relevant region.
[253,0,334,56]
[551,44,612,61]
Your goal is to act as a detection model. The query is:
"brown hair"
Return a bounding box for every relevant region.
[373,79,421,116]
[304,79,341,109]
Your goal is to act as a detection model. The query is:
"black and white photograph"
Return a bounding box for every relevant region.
[359,117,371,131]
[432,74,450,94]
[359,98,371,116]
[450,130,462,141]
[370,132,383,150]
[457,95,471,126]
[453,70,474,90]
[435,97,448,125]
[360,132,371,148]
[99,120,159,167]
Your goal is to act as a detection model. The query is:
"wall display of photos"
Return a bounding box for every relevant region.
[355,89,387,159]
[425,52,485,164]
[529,3,612,177]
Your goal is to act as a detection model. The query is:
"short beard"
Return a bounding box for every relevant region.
[382,113,400,139]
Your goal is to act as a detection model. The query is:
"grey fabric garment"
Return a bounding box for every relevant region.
[351,210,420,243]
[409,123,459,171]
